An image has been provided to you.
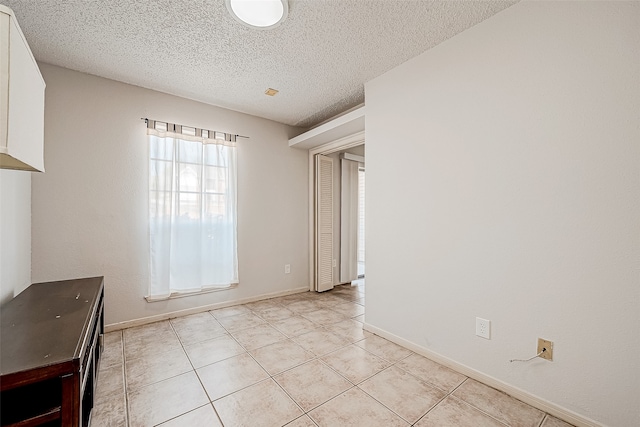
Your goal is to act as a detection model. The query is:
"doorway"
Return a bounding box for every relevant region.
[338,148,365,286]
[309,134,365,293]
[357,166,365,279]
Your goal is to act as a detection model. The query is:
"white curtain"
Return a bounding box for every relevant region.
[148,127,238,299]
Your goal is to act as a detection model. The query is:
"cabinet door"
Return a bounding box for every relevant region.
[0,11,9,152]
[0,6,45,172]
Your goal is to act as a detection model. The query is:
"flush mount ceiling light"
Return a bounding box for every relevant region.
[225,0,288,30]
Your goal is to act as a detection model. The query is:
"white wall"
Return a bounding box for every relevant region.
[32,64,309,326]
[0,169,31,305]
[365,2,639,426]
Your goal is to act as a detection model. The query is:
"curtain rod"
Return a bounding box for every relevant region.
[141,118,249,140]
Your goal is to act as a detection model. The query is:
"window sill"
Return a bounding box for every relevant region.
[145,283,238,302]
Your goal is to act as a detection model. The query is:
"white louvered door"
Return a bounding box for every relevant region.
[315,154,334,292]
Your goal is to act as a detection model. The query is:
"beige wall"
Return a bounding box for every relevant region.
[0,169,31,305]
[365,2,639,426]
[32,64,309,326]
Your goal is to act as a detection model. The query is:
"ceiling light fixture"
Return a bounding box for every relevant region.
[225,0,288,30]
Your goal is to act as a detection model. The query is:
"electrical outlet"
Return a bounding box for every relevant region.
[284,264,290,274]
[476,317,491,339]
[537,338,553,361]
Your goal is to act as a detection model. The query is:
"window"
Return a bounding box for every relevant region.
[147,121,238,300]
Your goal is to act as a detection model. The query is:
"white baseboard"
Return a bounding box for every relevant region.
[105,286,309,333]
[362,323,605,427]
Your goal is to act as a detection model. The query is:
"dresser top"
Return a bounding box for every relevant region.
[1,277,104,377]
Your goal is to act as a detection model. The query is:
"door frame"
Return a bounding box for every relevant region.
[308,131,365,291]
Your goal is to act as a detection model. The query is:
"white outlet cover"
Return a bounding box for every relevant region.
[476,317,491,339]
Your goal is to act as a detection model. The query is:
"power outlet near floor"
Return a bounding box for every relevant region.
[284,264,291,274]
[476,317,491,339]
[537,338,553,361]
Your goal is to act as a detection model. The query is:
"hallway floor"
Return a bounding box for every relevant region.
[92,283,574,427]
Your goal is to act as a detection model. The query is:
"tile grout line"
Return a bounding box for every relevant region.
[303,294,462,426]
[316,357,358,388]
[201,305,315,421]
[344,355,427,423]
[268,373,308,423]
[230,302,370,424]
[153,403,212,427]
[445,394,512,427]
[538,414,549,427]
[270,290,366,426]
[448,378,549,427]
[449,376,469,395]
[120,330,131,427]
[121,288,448,426]
[303,384,359,424]
[354,382,417,425]
[216,304,320,425]
[388,353,453,425]
[170,316,225,427]
[412,375,471,425]
[112,286,564,427]
[115,293,352,426]
[390,355,464,398]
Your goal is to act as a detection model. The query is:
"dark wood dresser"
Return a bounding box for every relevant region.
[1,277,104,427]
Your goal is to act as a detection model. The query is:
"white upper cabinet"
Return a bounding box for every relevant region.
[0,5,45,172]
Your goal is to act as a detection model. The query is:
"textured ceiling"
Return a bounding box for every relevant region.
[2,0,516,128]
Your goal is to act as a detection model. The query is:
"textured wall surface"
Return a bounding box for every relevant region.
[0,169,31,305]
[32,64,309,326]
[365,2,639,426]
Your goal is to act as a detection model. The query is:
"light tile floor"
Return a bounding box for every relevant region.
[92,283,575,427]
